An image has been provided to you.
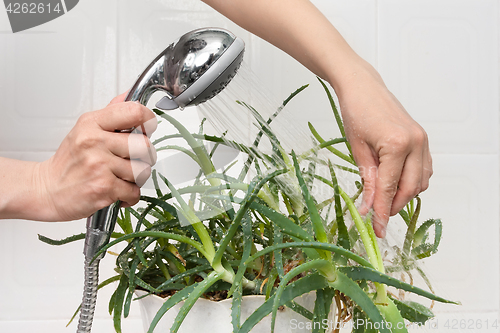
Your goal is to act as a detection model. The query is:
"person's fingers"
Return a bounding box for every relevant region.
[389,151,423,216]
[110,157,152,187]
[109,91,129,105]
[421,150,433,191]
[112,178,141,206]
[355,154,378,216]
[389,129,431,216]
[95,102,157,134]
[371,148,408,238]
[134,119,158,139]
[104,132,157,166]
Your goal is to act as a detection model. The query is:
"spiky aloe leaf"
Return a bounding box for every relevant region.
[412,219,442,259]
[328,272,391,333]
[239,273,329,333]
[273,228,285,279]
[308,122,355,165]
[231,280,243,332]
[228,212,253,297]
[249,202,314,242]
[154,264,211,292]
[317,77,352,156]
[338,266,458,304]
[245,241,373,270]
[292,151,328,249]
[391,297,435,325]
[213,169,287,268]
[271,259,334,332]
[328,161,350,253]
[146,283,199,333]
[91,231,207,263]
[376,297,408,333]
[311,288,335,333]
[286,300,314,320]
[113,275,129,333]
[168,271,221,333]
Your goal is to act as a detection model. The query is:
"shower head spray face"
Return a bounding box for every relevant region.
[126,27,245,110]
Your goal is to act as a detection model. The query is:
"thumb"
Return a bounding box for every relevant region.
[109,91,129,105]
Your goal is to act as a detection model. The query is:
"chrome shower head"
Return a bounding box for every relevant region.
[126,27,245,110]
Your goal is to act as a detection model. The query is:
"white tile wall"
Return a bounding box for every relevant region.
[0,0,498,332]
[378,0,499,155]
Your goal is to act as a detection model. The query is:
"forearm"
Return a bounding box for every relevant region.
[201,0,376,94]
[0,157,50,220]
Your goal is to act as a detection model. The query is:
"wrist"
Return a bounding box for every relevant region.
[0,158,50,220]
[325,56,385,102]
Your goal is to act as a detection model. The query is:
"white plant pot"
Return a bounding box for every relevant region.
[136,290,333,333]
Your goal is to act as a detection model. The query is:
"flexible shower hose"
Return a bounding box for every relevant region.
[76,258,100,333]
[77,205,119,333]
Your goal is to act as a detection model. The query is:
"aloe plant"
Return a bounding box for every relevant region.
[40,79,458,333]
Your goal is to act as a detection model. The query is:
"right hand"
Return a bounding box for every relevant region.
[334,63,432,238]
[35,93,158,221]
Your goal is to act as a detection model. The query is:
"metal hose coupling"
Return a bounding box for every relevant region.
[77,201,120,333]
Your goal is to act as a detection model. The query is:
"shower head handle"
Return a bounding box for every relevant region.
[84,28,245,260]
[125,27,245,110]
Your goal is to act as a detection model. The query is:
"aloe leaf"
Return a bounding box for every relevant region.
[154,264,211,292]
[151,169,163,198]
[317,77,352,155]
[38,233,86,245]
[249,202,314,242]
[155,145,200,165]
[402,197,421,257]
[118,207,134,235]
[134,239,148,267]
[265,269,278,299]
[239,273,329,333]
[271,259,333,333]
[298,137,349,162]
[312,289,326,333]
[213,169,287,268]
[292,151,328,249]
[338,266,458,304]
[113,274,129,333]
[286,300,314,321]
[376,297,408,333]
[352,307,377,333]
[308,122,355,165]
[339,187,381,271]
[399,209,411,226]
[246,241,374,269]
[238,100,285,167]
[412,219,442,259]
[228,212,253,297]
[92,231,207,262]
[391,297,434,325]
[140,196,178,218]
[328,161,350,254]
[155,111,217,182]
[328,272,390,333]
[123,289,134,318]
[146,283,199,333]
[237,85,308,182]
[273,228,285,279]
[125,257,140,317]
[231,280,243,332]
[169,271,221,333]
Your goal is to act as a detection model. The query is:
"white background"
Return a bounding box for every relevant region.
[0,0,498,332]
